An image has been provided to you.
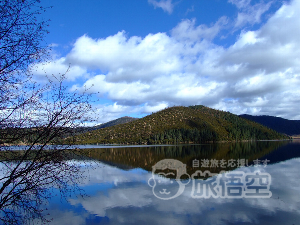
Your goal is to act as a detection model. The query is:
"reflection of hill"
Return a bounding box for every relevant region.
[258,141,300,164]
[81,141,290,176]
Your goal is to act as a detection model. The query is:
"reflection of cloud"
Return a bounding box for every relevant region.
[78,161,151,186]
[34,209,86,225]
[57,157,300,225]
[2,154,300,224]
[69,187,152,217]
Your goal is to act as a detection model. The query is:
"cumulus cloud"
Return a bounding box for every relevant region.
[82,103,134,125]
[64,17,229,111]
[31,57,88,82]
[34,0,300,121]
[66,32,182,83]
[171,17,228,41]
[229,0,273,28]
[142,102,169,114]
[148,0,174,14]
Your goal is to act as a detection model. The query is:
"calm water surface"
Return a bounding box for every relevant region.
[37,141,300,225]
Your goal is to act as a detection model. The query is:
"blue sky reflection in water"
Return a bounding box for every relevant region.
[34,141,300,225]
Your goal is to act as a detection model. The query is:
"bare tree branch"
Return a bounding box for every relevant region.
[0,1,94,224]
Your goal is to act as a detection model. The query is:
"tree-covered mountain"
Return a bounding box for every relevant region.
[71,105,288,145]
[239,114,300,136]
[91,116,138,130]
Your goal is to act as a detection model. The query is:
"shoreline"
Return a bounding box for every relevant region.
[1,138,294,149]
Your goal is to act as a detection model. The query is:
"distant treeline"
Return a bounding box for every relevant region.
[239,114,300,136]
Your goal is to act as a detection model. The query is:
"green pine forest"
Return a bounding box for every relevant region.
[71,105,289,145]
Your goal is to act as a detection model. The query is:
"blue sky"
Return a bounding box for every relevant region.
[33,0,300,124]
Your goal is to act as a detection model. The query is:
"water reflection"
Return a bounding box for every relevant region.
[81,141,292,176]
[32,141,300,224]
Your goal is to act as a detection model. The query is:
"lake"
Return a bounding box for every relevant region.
[32,140,300,224]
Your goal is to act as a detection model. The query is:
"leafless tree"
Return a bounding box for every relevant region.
[0,1,93,224]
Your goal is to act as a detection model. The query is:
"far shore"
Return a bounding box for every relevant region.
[291,135,300,139]
[1,138,294,148]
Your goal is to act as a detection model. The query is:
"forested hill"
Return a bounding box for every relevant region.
[239,114,300,136]
[72,105,288,145]
[91,116,138,130]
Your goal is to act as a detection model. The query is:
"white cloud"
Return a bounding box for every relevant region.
[185,5,194,15]
[171,17,228,42]
[34,0,300,121]
[228,0,252,9]
[31,57,88,82]
[229,0,273,28]
[143,102,168,113]
[148,0,174,14]
[85,103,132,124]
[66,32,181,83]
